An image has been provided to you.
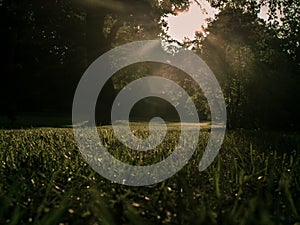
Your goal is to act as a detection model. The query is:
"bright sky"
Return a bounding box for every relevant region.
[164,0,218,41]
[164,0,280,42]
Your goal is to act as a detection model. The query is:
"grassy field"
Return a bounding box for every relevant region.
[0,124,300,225]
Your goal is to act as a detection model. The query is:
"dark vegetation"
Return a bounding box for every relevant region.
[0,0,299,129]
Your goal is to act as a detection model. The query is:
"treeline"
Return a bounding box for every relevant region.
[200,6,300,129]
[0,0,299,130]
[0,0,165,123]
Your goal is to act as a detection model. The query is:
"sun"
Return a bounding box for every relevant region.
[163,0,218,42]
[163,0,280,43]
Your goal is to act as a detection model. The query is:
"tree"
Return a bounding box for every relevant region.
[0,0,167,125]
[197,2,300,129]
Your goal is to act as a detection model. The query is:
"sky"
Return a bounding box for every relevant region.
[164,0,278,42]
[164,0,218,41]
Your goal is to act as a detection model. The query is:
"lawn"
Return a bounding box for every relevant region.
[0,125,299,225]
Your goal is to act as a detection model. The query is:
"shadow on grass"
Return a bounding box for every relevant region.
[0,114,72,129]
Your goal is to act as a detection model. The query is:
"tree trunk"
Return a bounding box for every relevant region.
[85,6,116,125]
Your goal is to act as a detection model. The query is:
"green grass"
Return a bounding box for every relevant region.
[0,125,300,225]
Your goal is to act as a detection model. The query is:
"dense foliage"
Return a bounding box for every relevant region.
[0,0,299,128]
